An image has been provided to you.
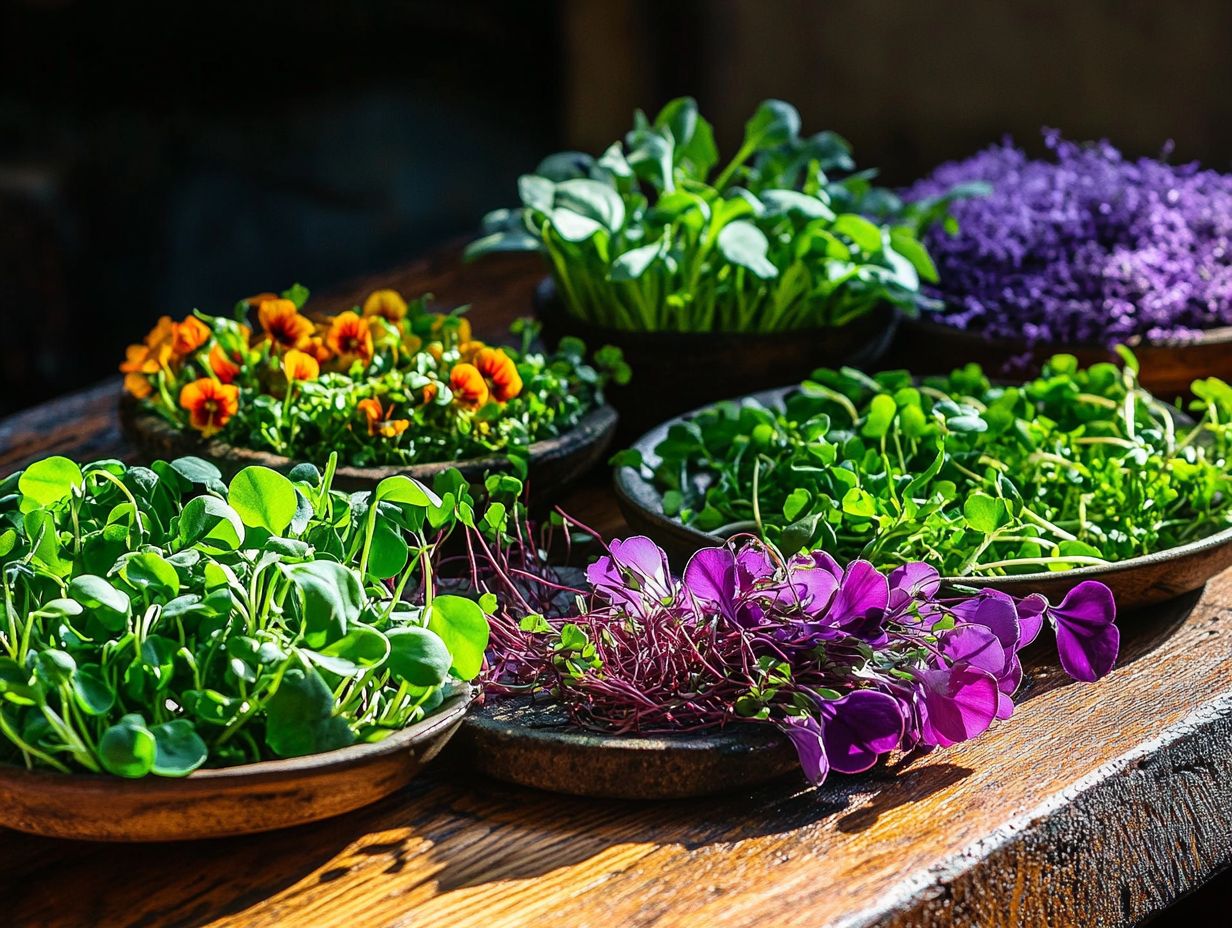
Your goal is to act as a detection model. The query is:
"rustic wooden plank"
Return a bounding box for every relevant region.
[1,247,1231,927]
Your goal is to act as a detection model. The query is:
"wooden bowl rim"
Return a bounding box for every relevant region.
[534,276,897,342]
[120,390,618,481]
[0,686,473,791]
[613,384,1232,589]
[903,314,1232,351]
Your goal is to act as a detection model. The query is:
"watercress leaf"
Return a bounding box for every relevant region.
[0,529,16,557]
[717,221,778,279]
[549,208,604,243]
[373,474,440,509]
[67,575,130,630]
[72,663,115,716]
[760,189,835,220]
[518,174,555,212]
[18,456,83,512]
[121,552,181,600]
[554,178,625,232]
[149,719,209,777]
[228,466,298,534]
[841,487,877,519]
[832,214,884,253]
[169,456,223,488]
[610,242,663,281]
[742,99,800,154]
[963,493,1010,534]
[783,487,812,522]
[33,649,76,688]
[861,394,898,439]
[178,495,246,552]
[319,626,390,671]
[386,626,452,687]
[99,714,157,778]
[285,560,364,645]
[264,666,356,758]
[427,595,490,681]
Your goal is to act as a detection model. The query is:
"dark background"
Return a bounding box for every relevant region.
[5,0,1232,415]
[0,0,1229,919]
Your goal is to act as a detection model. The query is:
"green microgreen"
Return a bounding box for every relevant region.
[0,453,490,777]
[635,353,1232,576]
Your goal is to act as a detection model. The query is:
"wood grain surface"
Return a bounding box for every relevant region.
[1,249,1231,927]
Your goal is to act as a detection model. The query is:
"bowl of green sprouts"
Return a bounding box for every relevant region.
[615,352,1232,608]
[0,453,492,841]
[468,97,965,430]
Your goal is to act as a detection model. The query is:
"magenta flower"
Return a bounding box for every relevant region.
[585,535,674,614]
[1047,581,1119,682]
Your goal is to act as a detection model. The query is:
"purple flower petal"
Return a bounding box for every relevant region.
[827,560,889,628]
[918,662,1000,747]
[888,562,941,612]
[1049,581,1119,682]
[683,547,737,621]
[1016,593,1048,648]
[950,589,1020,650]
[779,715,830,785]
[939,624,1008,677]
[585,535,673,613]
[819,690,905,774]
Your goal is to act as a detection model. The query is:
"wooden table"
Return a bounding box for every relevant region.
[2,251,1231,928]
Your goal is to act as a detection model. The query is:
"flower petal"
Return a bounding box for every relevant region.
[819,690,904,774]
[919,662,1000,747]
[683,547,737,621]
[1050,581,1119,682]
[778,716,830,785]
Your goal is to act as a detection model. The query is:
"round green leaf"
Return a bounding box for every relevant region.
[963,493,1010,534]
[150,719,209,776]
[228,466,298,534]
[33,649,76,688]
[178,496,246,552]
[374,474,441,509]
[264,667,356,758]
[716,221,778,279]
[72,664,116,716]
[68,574,131,630]
[427,595,490,681]
[387,626,452,687]
[99,714,156,778]
[170,456,223,486]
[18,456,84,512]
[285,560,365,645]
[367,519,409,580]
[121,552,181,599]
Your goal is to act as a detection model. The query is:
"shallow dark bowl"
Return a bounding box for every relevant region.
[451,695,798,799]
[0,687,473,842]
[535,278,898,437]
[892,316,1232,399]
[119,389,617,501]
[613,386,1232,610]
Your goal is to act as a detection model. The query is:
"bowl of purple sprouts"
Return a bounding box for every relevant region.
[900,131,1232,395]
[448,508,1120,799]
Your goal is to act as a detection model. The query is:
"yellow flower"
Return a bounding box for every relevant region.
[283,349,320,382]
[363,289,408,323]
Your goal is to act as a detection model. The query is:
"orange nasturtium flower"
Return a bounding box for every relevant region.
[326,311,374,364]
[258,298,314,350]
[179,378,239,437]
[363,289,408,323]
[357,398,409,438]
[172,316,211,357]
[449,363,490,408]
[474,347,523,402]
[209,344,242,384]
[120,344,160,398]
[283,349,320,382]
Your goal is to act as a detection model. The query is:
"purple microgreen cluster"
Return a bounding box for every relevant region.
[476,531,1119,785]
[906,131,1232,345]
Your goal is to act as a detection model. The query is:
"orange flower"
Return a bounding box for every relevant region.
[144,316,178,353]
[357,398,410,438]
[179,378,239,437]
[325,311,374,364]
[172,316,211,357]
[258,299,314,350]
[120,344,160,398]
[283,349,320,382]
[450,363,490,408]
[458,338,487,363]
[209,344,241,384]
[422,382,438,405]
[474,347,523,402]
[302,336,332,363]
[363,289,408,323]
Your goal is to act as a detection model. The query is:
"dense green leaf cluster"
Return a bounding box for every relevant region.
[469,97,972,333]
[640,353,1232,575]
[0,454,490,777]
